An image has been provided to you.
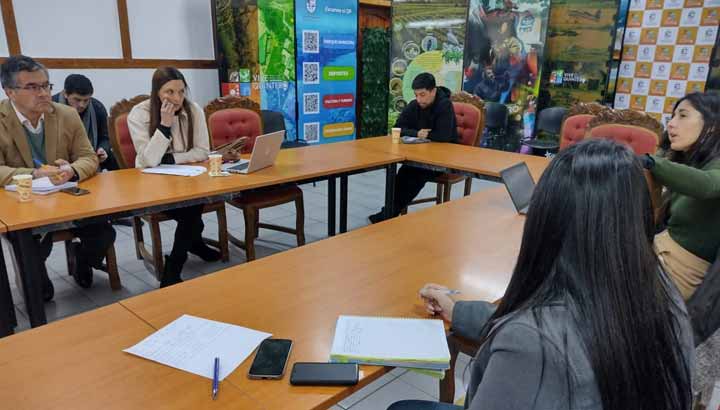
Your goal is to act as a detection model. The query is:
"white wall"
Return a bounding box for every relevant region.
[0,0,219,109]
[14,0,123,58]
[127,0,215,60]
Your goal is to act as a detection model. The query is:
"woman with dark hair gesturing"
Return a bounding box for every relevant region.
[640,92,720,300]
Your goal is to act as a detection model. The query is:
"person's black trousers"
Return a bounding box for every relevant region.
[163,204,205,266]
[70,222,117,268]
[35,222,116,268]
[393,165,443,215]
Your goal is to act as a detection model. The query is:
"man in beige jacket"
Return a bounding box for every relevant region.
[0,55,115,300]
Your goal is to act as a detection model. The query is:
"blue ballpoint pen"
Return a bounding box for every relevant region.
[212,357,220,400]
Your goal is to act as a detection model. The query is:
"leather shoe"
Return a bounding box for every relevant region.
[159,256,184,288]
[189,242,221,262]
[368,210,387,224]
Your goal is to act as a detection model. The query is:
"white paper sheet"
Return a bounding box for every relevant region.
[141,165,207,177]
[124,314,271,381]
[4,177,77,195]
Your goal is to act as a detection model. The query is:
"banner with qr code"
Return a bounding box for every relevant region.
[614,0,720,127]
[295,0,358,144]
[214,0,297,140]
[387,0,468,132]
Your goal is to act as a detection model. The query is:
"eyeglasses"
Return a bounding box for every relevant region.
[13,83,53,93]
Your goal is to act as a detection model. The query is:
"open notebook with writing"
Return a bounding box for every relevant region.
[329,316,451,374]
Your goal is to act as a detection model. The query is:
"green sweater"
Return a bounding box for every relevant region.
[651,156,720,262]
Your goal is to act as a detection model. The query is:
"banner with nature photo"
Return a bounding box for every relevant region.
[387,0,469,132]
[214,0,297,140]
[462,0,550,152]
[543,0,619,108]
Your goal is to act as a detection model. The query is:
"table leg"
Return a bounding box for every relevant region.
[8,230,47,327]
[0,238,15,337]
[384,163,397,220]
[327,177,336,237]
[340,175,348,234]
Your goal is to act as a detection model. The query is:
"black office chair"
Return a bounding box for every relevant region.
[261,110,286,134]
[262,110,309,149]
[524,106,567,154]
[482,102,508,150]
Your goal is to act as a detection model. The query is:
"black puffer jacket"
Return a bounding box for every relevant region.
[395,86,458,143]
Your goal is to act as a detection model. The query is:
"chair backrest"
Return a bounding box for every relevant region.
[204,96,263,154]
[587,109,662,155]
[559,102,609,150]
[108,95,150,169]
[484,102,508,130]
[451,92,485,146]
[536,107,567,135]
[261,110,286,134]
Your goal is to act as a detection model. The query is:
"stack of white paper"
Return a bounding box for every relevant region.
[124,314,271,381]
[4,176,77,195]
[329,316,451,375]
[142,165,207,177]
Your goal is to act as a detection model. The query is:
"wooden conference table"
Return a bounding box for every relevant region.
[0,137,549,335]
[0,143,403,332]
[348,136,549,182]
[0,187,525,410]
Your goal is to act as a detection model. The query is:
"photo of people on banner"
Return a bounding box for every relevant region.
[462,0,550,152]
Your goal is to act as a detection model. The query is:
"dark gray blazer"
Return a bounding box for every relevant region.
[451,288,694,410]
[687,246,720,345]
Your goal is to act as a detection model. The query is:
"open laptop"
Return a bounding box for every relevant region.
[500,162,535,215]
[222,130,285,174]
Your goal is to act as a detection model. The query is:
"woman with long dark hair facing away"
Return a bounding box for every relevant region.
[127,67,221,287]
[390,139,693,410]
[640,92,720,300]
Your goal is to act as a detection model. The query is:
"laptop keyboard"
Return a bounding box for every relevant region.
[227,162,249,171]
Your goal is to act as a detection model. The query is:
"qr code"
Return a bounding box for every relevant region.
[304,122,320,142]
[303,93,320,114]
[303,62,320,84]
[303,30,320,54]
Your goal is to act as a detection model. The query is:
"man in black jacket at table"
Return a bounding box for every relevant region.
[369,72,458,223]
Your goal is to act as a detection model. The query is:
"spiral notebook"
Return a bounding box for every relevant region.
[329,315,451,372]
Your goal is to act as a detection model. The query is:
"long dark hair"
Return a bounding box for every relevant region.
[664,92,720,169]
[479,139,691,410]
[148,67,194,150]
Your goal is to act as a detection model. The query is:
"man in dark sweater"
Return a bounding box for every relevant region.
[369,72,458,223]
[52,74,119,171]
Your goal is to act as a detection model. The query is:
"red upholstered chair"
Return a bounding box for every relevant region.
[109,95,230,279]
[559,102,609,150]
[404,92,485,212]
[587,109,662,155]
[205,96,305,261]
[206,103,263,154]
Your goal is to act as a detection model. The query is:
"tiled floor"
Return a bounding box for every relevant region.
[4,169,497,409]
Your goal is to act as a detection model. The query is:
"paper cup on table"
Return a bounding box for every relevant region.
[12,174,33,202]
[391,127,401,144]
[208,154,223,176]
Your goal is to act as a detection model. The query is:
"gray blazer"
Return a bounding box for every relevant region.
[687,246,720,345]
[451,289,694,410]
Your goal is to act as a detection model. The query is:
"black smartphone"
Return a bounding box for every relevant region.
[289,362,359,386]
[60,187,90,196]
[248,338,293,379]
